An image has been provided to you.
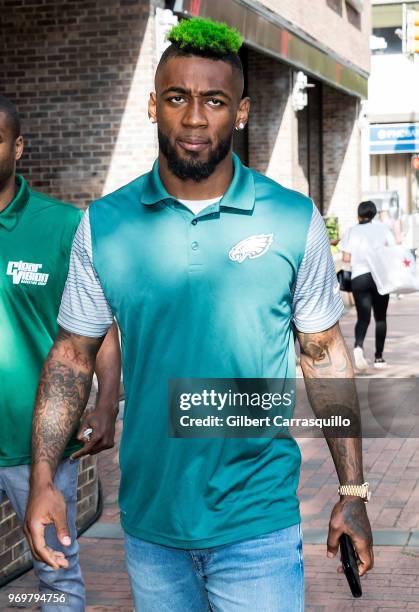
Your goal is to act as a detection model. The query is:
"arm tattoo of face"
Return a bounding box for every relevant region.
[296,324,364,483]
[297,325,352,378]
[297,324,358,418]
[32,328,103,473]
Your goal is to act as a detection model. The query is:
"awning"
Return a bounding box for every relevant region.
[172,0,369,98]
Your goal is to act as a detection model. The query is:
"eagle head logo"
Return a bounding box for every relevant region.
[229,234,274,263]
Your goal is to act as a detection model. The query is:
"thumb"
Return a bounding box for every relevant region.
[76,420,87,440]
[76,414,92,440]
[54,510,71,547]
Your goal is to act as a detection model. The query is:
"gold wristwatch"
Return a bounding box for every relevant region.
[338,482,371,502]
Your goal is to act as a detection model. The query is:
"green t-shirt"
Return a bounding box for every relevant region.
[0,175,83,466]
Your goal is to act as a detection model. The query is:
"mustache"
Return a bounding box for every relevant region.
[158,128,233,182]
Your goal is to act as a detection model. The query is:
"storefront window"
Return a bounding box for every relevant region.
[372,27,402,55]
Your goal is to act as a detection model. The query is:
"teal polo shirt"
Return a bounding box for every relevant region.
[0,175,83,466]
[58,154,344,548]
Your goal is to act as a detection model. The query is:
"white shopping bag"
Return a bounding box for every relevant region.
[367,246,419,295]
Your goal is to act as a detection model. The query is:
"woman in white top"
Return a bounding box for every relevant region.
[340,201,395,371]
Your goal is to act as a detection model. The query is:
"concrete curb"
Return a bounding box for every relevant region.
[81,523,419,547]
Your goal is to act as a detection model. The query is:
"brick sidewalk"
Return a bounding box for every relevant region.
[2,295,419,611]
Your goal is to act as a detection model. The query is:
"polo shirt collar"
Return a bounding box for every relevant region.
[141,153,255,212]
[0,175,30,231]
[142,159,173,205]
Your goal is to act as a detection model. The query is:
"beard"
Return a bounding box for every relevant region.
[158,128,232,182]
[0,153,16,192]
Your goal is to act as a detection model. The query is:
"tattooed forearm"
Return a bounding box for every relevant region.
[32,362,92,472]
[31,327,104,476]
[297,323,353,378]
[327,437,364,484]
[296,323,364,484]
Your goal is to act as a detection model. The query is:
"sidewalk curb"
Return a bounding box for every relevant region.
[81,522,419,547]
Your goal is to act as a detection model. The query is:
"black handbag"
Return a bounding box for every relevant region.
[337,269,352,292]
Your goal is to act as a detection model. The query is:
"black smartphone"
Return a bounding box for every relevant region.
[340,533,362,598]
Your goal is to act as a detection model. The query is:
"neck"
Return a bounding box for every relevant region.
[0,174,17,213]
[157,152,233,200]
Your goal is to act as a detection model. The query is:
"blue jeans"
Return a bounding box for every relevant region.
[0,459,85,612]
[124,523,304,612]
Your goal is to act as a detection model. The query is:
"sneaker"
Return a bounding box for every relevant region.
[354,347,368,371]
[374,358,388,369]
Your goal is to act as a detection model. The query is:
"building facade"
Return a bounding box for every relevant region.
[1,0,371,230]
[368,0,419,222]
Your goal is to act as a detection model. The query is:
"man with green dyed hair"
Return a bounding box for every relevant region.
[0,95,121,611]
[25,18,373,611]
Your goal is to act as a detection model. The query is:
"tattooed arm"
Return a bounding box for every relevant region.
[296,322,373,576]
[24,327,104,569]
[71,321,121,460]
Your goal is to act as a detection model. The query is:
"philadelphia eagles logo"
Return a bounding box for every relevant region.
[229,234,274,263]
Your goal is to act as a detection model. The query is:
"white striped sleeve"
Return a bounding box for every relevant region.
[292,203,344,333]
[57,208,114,337]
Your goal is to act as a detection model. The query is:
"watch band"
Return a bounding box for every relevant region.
[338,481,371,502]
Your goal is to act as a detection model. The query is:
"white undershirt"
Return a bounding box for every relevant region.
[177,196,223,215]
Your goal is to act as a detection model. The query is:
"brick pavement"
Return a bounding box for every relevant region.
[300,293,419,609]
[2,295,419,610]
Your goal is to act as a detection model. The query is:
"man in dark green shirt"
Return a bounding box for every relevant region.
[0,95,121,611]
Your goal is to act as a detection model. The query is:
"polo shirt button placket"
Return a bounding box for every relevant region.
[188,214,204,272]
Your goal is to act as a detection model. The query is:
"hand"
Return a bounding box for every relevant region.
[24,483,71,570]
[70,403,119,460]
[327,496,374,577]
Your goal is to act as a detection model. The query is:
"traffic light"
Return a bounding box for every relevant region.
[403,6,419,57]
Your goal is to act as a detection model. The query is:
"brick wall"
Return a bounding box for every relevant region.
[0,456,98,584]
[306,83,323,209]
[246,47,361,223]
[75,456,100,531]
[247,48,295,189]
[256,0,371,74]
[0,499,31,579]
[1,0,164,209]
[322,84,362,232]
[1,0,364,225]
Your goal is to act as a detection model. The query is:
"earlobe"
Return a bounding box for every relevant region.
[148,92,157,124]
[15,137,24,161]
